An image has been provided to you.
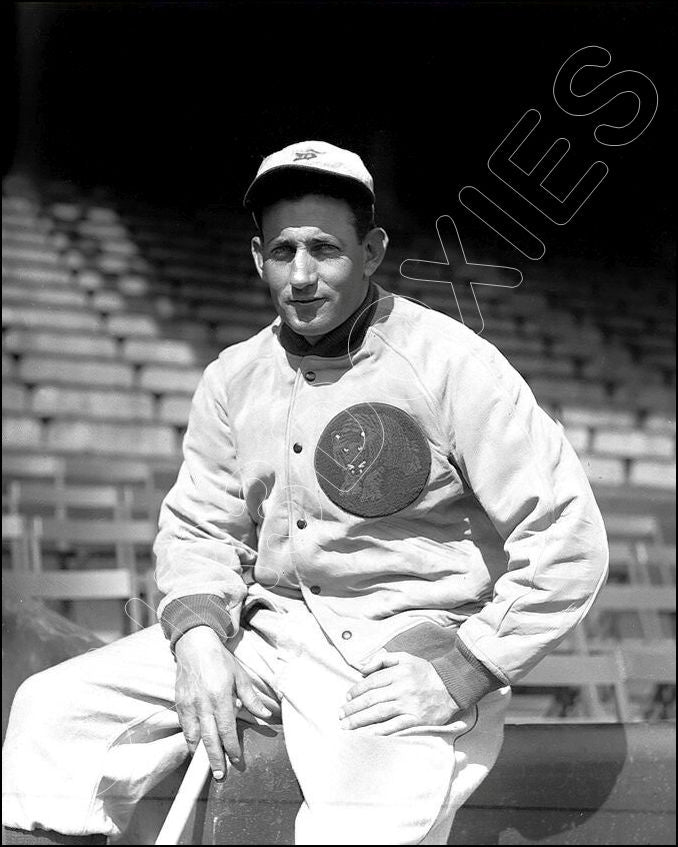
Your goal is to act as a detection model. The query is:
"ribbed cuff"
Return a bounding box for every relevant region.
[431,638,505,710]
[160,594,236,653]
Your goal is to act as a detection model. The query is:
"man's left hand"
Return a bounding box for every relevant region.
[339,651,460,734]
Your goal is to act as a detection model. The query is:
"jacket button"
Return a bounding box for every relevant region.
[293,443,303,453]
[310,585,321,595]
[296,519,307,529]
[341,630,352,640]
[305,371,316,382]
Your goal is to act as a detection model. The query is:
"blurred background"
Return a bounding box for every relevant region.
[2,0,676,735]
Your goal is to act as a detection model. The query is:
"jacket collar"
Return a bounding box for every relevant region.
[278,281,379,358]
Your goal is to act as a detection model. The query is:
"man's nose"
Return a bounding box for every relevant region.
[290,249,317,289]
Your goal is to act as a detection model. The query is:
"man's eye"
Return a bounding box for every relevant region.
[316,243,340,255]
[270,246,293,260]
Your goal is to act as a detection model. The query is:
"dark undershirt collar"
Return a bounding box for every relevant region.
[278,281,379,358]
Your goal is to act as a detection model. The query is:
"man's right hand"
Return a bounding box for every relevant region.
[174,625,272,778]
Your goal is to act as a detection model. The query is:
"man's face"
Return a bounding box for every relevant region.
[252,195,374,342]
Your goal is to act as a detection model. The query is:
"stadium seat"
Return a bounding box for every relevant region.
[92,290,127,312]
[605,540,676,587]
[2,283,87,309]
[593,429,675,460]
[45,420,177,458]
[604,512,662,544]
[3,515,157,640]
[2,305,101,332]
[100,238,137,257]
[578,455,626,486]
[2,415,42,449]
[645,413,677,435]
[518,652,631,721]
[5,480,130,521]
[162,319,215,345]
[121,337,196,365]
[138,365,202,395]
[563,425,590,453]
[620,642,677,685]
[64,455,157,486]
[2,245,60,265]
[75,269,105,291]
[97,254,130,275]
[117,274,150,296]
[527,377,608,407]
[2,453,66,485]
[630,460,676,490]
[485,335,544,356]
[5,267,71,285]
[2,383,27,412]
[561,406,637,430]
[1,514,39,572]
[615,384,676,414]
[591,585,676,642]
[50,202,81,222]
[32,386,155,421]
[34,516,155,564]
[1,354,14,380]
[86,206,120,224]
[77,221,128,240]
[62,456,165,517]
[3,328,118,359]
[106,313,159,337]
[158,395,192,425]
[2,568,146,643]
[19,356,135,389]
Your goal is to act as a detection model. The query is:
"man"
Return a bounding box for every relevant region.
[3,141,609,845]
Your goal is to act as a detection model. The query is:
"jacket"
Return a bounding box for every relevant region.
[154,282,609,709]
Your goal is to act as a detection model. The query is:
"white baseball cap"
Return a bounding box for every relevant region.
[243,140,375,210]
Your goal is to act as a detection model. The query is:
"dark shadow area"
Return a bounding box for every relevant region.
[449,723,675,845]
[4,1,676,273]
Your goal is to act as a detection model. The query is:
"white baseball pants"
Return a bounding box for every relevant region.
[2,596,509,844]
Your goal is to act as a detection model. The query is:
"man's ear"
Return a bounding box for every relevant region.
[363,227,389,278]
[251,235,264,278]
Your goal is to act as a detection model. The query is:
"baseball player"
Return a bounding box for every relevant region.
[2,141,609,845]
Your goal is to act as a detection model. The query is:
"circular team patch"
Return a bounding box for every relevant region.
[314,403,431,518]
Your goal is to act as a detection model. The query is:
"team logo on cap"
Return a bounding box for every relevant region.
[314,403,431,518]
[293,149,321,161]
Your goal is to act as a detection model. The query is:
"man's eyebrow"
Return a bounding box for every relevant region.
[266,235,295,248]
[266,233,344,248]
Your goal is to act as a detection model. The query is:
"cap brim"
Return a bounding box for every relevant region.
[243,164,375,210]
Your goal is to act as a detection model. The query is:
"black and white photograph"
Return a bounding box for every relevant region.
[2,1,676,845]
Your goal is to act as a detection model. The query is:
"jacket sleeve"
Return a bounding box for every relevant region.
[431,337,609,708]
[153,358,257,652]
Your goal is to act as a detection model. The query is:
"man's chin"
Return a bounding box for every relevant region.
[284,312,334,338]
[288,321,330,340]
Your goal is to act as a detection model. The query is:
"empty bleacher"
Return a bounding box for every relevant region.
[2,176,675,721]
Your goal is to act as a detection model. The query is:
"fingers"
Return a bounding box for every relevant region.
[357,650,400,675]
[235,673,273,720]
[354,715,415,736]
[213,699,242,766]
[339,700,400,730]
[198,712,227,779]
[177,706,201,755]
[346,667,396,701]
[340,684,397,720]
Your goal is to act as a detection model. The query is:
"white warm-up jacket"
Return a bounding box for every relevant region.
[154,283,609,708]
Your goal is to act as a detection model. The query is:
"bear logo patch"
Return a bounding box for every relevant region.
[314,403,431,518]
